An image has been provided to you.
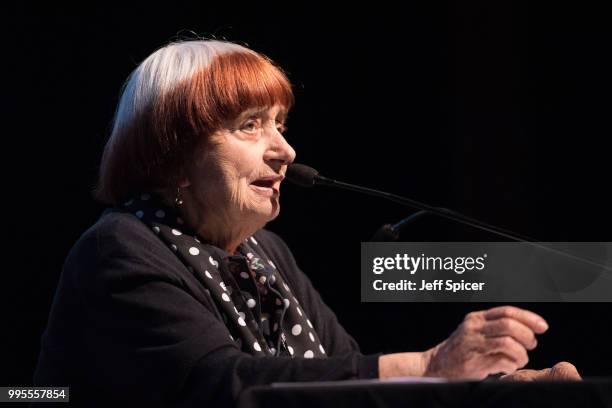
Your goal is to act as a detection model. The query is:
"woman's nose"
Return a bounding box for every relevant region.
[266,128,296,165]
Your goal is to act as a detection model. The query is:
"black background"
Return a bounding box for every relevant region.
[4,1,612,385]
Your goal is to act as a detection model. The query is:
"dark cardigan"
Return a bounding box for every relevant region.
[33,209,379,407]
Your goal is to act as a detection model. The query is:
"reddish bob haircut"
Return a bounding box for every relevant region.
[95,40,294,205]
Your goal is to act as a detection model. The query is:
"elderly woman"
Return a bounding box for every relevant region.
[34,40,579,406]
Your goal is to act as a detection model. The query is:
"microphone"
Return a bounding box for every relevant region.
[284,164,332,188]
[286,163,535,242]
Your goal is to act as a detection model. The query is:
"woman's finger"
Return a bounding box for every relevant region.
[483,335,529,368]
[500,362,582,381]
[484,306,549,334]
[549,362,582,380]
[480,353,520,377]
[481,317,538,350]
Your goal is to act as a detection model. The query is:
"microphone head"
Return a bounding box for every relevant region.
[286,163,319,187]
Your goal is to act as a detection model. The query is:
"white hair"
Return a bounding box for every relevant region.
[111,40,252,143]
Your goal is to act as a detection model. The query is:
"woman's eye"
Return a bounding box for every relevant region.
[241,119,261,133]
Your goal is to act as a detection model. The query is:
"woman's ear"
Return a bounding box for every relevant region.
[177,166,192,188]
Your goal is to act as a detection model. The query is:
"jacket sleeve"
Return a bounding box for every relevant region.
[59,215,378,407]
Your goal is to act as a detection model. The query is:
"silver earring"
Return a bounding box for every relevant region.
[174,187,183,207]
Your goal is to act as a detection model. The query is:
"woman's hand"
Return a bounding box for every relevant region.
[421,306,549,379]
[500,361,582,381]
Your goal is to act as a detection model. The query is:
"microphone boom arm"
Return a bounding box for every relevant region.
[315,175,537,242]
[288,163,612,273]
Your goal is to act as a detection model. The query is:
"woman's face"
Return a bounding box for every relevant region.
[182,104,296,239]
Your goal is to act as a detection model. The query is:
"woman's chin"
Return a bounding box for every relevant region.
[262,200,281,221]
[246,200,280,224]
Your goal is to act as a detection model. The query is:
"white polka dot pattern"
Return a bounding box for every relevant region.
[208,256,218,267]
[125,194,327,358]
[291,324,302,336]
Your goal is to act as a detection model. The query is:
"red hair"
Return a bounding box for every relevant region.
[95,43,294,205]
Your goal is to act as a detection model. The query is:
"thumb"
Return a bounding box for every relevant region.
[549,362,581,381]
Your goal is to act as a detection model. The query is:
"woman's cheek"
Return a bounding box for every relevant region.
[234,179,262,212]
[228,179,246,209]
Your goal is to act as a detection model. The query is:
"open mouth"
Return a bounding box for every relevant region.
[249,177,280,197]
